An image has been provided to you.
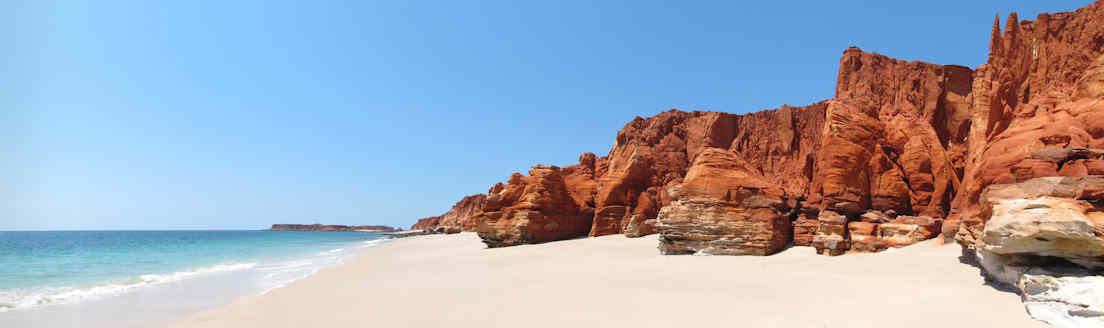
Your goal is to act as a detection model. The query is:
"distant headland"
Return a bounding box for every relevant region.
[267,224,401,232]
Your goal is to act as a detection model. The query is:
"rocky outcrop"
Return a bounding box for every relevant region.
[268,224,400,232]
[794,47,973,255]
[418,2,1104,260]
[981,196,1104,269]
[948,3,1104,239]
[961,176,1104,327]
[408,195,487,232]
[385,229,442,238]
[590,103,825,239]
[656,148,793,255]
[847,221,886,253]
[435,194,487,232]
[412,153,602,238]
[474,165,594,247]
[808,47,973,220]
[590,111,706,237]
[951,14,1104,319]
[962,176,1104,266]
[811,211,849,255]
[792,212,818,247]
[410,216,441,231]
[1019,274,1104,328]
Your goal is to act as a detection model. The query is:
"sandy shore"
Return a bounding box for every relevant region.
[168,232,1044,328]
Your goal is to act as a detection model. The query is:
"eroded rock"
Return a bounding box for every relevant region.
[475,165,593,247]
[656,148,793,255]
[980,196,1104,270]
[1020,274,1104,328]
[812,210,848,256]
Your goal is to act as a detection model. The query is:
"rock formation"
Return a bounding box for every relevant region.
[410,216,441,231]
[938,8,1104,324]
[474,165,594,247]
[656,148,794,255]
[433,194,487,232]
[940,7,1104,322]
[401,3,1104,326]
[413,2,1104,262]
[961,176,1104,327]
[810,48,972,220]
[597,103,826,243]
[949,4,1104,240]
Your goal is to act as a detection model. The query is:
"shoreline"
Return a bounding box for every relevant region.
[168,232,1045,328]
[0,232,390,328]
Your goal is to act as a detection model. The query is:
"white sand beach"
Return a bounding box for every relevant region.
[168,233,1045,328]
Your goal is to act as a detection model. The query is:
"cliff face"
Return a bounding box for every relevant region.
[414,2,1104,254]
[410,216,440,231]
[951,4,1104,243]
[810,48,973,219]
[592,104,828,239]
[797,48,976,254]
[433,194,487,232]
[410,195,486,232]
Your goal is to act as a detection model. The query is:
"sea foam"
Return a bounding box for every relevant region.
[0,262,256,312]
[0,231,392,314]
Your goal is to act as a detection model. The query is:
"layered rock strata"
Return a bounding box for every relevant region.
[944,9,1104,325]
[415,2,1104,258]
[655,148,794,255]
[474,165,594,247]
[410,216,441,231]
[949,3,1104,239]
[962,176,1104,327]
[592,105,825,239]
[434,194,488,232]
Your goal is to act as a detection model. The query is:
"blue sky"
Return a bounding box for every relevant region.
[2,0,1090,230]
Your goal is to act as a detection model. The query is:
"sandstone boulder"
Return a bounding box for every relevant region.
[848,221,888,252]
[980,196,1104,270]
[956,176,1104,245]
[878,216,941,247]
[475,165,593,247]
[859,210,893,224]
[812,210,849,256]
[792,212,818,247]
[656,148,793,255]
[965,175,1104,327]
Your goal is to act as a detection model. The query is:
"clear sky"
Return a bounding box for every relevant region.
[2,0,1091,230]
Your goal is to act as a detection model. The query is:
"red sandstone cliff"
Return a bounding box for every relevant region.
[592,104,827,239]
[410,216,441,231]
[800,48,975,254]
[434,194,487,232]
[951,4,1104,244]
[414,2,1104,254]
[474,165,594,247]
[409,194,487,232]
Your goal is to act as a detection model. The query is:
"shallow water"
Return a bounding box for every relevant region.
[0,230,388,327]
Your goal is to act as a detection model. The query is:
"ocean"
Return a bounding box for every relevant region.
[0,230,389,327]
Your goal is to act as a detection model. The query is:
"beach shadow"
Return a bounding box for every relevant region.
[956,247,1022,295]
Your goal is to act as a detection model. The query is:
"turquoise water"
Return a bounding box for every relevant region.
[0,230,387,312]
